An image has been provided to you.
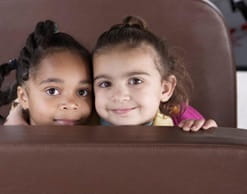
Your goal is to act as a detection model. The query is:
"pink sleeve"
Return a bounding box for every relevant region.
[172,105,204,126]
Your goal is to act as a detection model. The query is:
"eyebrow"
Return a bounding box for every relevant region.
[94,75,111,81]
[94,71,150,81]
[125,71,150,77]
[39,78,91,85]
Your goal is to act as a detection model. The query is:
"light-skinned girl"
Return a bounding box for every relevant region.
[92,16,217,131]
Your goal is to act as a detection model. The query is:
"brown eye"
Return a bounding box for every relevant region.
[78,89,89,97]
[99,81,111,88]
[46,88,59,96]
[128,78,143,85]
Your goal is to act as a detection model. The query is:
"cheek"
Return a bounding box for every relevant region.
[29,97,53,110]
[95,96,104,113]
[141,95,160,109]
[27,99,54,122]
[94,89,106,105]
[80,97,92,115]
[133,84,161,99]
[94,93,107,116]
[134,86,161,106]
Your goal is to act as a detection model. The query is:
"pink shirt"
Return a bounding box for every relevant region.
[172,105,204,126]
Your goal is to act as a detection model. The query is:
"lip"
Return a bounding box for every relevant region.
[109,107,137,115]
[53,119,79,126]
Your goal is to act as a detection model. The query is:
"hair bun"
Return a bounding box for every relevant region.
[35,20,58,37]
[32,20,58,46]
[122,16,147,30]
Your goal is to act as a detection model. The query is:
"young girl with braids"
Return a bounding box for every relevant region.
[92,16,217,131]
[1,20,92,125]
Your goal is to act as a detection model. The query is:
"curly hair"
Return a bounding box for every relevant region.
[0,20,92,119]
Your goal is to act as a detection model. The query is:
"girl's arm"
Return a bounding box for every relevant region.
[172,105,217,132]
[4,102,28,125]
[178,118,217,132]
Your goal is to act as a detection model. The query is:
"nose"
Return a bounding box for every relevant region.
[111,85,130,103]
[59,97,79,111]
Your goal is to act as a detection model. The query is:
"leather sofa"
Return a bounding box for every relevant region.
[0,125,247,194]
[0,1,243,193]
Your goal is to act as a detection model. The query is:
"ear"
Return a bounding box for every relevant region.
[17,86,29,110]
[160,75,177,102]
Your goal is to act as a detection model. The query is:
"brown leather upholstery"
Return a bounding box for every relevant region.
[0,0,236,127]
[0,125,247,194]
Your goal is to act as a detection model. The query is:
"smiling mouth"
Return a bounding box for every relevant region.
[110,107,137,115]
[53,119,79,126]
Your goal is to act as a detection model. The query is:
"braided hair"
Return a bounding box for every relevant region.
[93,16,192,116]
[0,20,92,120]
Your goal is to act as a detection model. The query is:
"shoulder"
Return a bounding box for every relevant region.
[153,112,174,126]
[172,105,204,126]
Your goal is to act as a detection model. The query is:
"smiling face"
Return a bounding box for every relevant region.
[18,50,92,125]
[93,45,176,125]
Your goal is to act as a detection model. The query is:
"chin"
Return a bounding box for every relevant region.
[110,119,145,126]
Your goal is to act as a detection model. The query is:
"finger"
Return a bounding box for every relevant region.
[181,120,195,132]
[4,104,28,125]
[10,103,22,115]
[191,119,205,132]
[178,120,186,128]
[11,98,20,109]
[202,119,218,130]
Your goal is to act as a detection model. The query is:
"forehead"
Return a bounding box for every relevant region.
[95,42,158,59]
[31,50,90,79]
[93,44,160,73]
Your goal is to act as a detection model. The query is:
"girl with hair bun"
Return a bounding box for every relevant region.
[1,20,92,125]
[93,16,217,131]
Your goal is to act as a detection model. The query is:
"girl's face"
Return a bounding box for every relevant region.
[18,51,92,125]
[93,45,176,125]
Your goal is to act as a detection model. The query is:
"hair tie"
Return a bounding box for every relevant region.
[54,23,59,33]
[8,59,18,70]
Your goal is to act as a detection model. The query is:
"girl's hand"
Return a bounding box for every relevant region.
[178,119,217,132]
[4,102,28,125]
